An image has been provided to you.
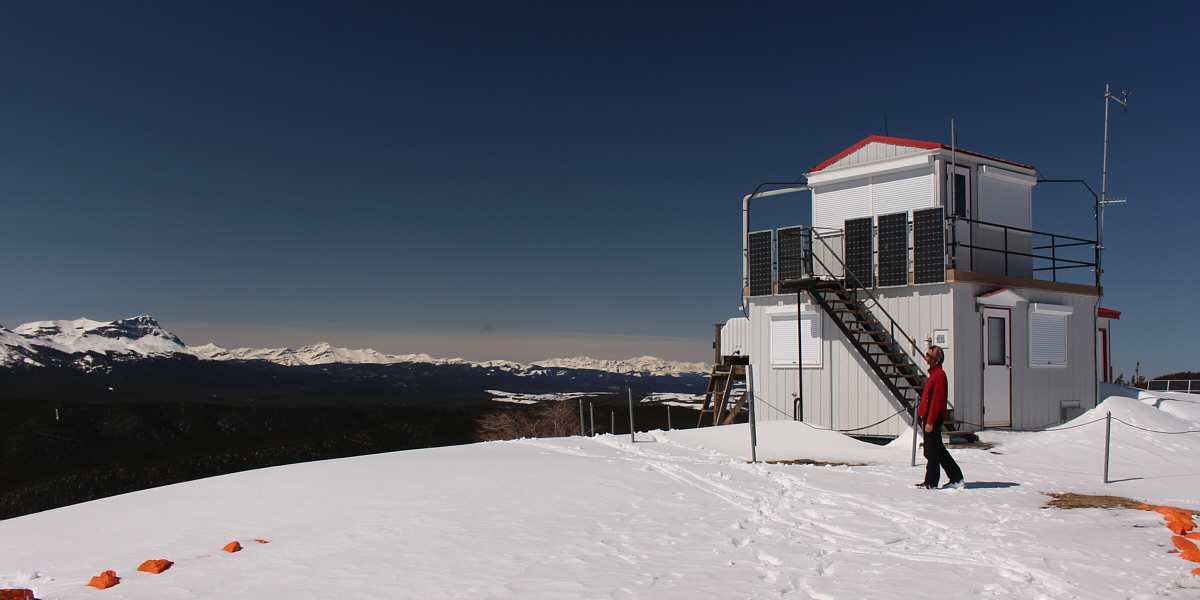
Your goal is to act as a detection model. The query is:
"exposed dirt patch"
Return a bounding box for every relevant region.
[1043,492,1144,510]
[948,441,995,450]
[763,459,870,467]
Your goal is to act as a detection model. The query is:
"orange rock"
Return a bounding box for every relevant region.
[253,539,270,544]
[87,570,119,589]
[223,541,242,553]
[0,589,35,600]
[1139,504,1154,511]
[1187,532,1200,541]
[137,559,173,574]
[1193,567,1200,577]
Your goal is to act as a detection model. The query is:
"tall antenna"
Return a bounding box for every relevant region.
[1098,84,1130,289]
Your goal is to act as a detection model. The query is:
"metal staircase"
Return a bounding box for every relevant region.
[801,280,926,413]
[784,230,928,416]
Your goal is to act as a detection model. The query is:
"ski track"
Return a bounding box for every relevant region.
[515,435,1127,599]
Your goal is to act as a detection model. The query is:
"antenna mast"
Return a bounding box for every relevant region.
[1098,84,1129,289]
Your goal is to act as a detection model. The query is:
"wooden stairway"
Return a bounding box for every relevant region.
[696,364,748,427]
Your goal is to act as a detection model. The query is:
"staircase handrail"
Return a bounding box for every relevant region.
[805,227,928,381]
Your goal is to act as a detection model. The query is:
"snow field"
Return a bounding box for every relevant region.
[2,393,1198,599]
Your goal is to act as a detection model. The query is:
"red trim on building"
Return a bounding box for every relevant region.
[1098,307,1121,320]
[808,135,1035,173]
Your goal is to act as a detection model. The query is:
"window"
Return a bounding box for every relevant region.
[944,165,970,218]
[769,309,821,367]
[1030,303,1072,366]
[987,317,1006,366]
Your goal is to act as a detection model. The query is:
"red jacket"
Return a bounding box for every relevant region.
[919,365,948,424]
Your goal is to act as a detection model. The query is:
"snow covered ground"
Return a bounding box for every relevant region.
[3,391,1198,599]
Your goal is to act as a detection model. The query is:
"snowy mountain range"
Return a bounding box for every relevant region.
[0,316,710,376]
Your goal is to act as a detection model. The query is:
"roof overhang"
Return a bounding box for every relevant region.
[805,154,934,187]
[976,288,1026,308]
[1098,307,1122,320]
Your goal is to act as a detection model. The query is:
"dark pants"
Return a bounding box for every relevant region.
[923,418,963,487]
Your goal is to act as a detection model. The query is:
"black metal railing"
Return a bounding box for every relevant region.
[946,216,1097,282]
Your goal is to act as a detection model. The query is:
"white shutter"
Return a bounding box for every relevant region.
[1029,304,1070,366]
[770,315,798,366]
[979,173,1032,230]
[769,311,820,367]
[813,179,870,230]
[871,168,933,216]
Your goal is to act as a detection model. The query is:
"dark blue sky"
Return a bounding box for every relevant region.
[2,2,1197,372]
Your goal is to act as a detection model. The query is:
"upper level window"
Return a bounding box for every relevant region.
[945,165,971,218]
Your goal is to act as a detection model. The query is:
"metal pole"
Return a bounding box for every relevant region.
[628,388,636,443]
[1103,411,1112,483]
[1099,85,1110,290]
[796,292,804,422]
[579,399,585,437]
[611,411,615,435]
[589,402,595,437]
[911,410,920,468]
[747,364,757,463]
[667,405,671,430]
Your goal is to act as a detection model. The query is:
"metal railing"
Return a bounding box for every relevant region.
[947,216,1097,282]
[801,228,928,382]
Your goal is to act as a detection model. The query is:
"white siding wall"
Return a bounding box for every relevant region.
[812,168,935,231]
[969,287,1098,429]
[748,286,956,438]
[813,180,870,230]
[872,169,935,216]
[747,284,1098,437]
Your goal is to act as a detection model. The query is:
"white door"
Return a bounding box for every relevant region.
[982,307,1012,426]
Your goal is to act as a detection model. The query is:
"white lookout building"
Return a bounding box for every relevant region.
[718,135,1120,438]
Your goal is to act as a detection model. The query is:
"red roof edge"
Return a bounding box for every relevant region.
[810,135,941,173]
[808,134,1034,174]
[1098,307,1121,320]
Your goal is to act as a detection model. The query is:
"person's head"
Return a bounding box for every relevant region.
[925,345,944,367]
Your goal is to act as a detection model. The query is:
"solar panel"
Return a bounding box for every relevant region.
[776,226,807,283]
[913,207,946,284]
[843,217,873,288]
[877,212,908,287]
[748,230,774,296]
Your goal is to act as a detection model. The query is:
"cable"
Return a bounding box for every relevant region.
[1111,418,1200,435]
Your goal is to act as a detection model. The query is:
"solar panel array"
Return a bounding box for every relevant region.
[776,226,807,283]
[843,217,873,288]
[748,230,774,296]
[877,212,908,287]
[913,207,946,284]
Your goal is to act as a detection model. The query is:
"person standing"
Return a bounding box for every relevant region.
[915,345,964,489]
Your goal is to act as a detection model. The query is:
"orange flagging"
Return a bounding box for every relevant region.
[137,559,173,574]
[223,541,242,553]
[87,571,119,589]
[0,590,34,600]
[1154,507,1196,529]
[1174,536,1200,563]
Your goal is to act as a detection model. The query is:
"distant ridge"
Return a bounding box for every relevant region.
[1,317,709,376]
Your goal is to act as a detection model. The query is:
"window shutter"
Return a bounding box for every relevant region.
[771,315,798,366]
[1029,304,1070,366]
[770,311,821,367]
